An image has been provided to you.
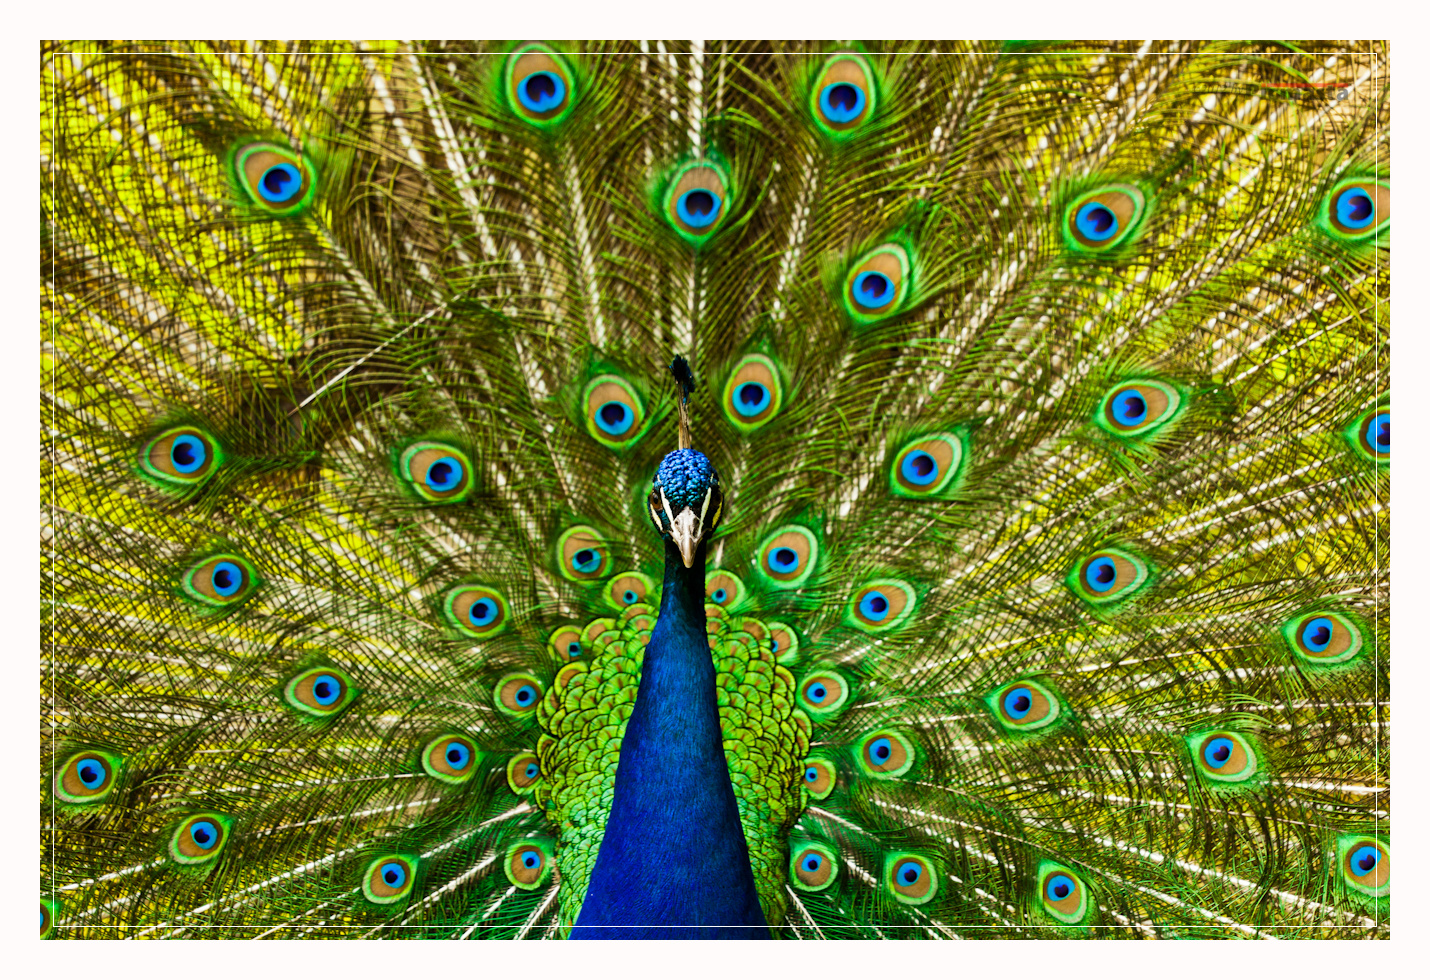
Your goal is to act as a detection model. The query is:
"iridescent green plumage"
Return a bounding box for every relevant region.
[42,40,1389,939]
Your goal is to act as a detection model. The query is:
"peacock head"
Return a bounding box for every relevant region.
[647,448,724,568]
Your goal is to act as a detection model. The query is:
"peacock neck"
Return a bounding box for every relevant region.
[568,541,770,939]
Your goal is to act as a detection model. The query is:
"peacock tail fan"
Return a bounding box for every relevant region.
[43,41,1387,939]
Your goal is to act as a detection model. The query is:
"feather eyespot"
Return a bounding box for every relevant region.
[41,899,59,939]
[1346,405,1389,464]
[987,679,1062,734]
[606,572,654,610]
[180,554,259,610]
[138,426,222,487]
[583,376,647,448]
[1096,380,1183,438]
[1282,611,1365,666]
[798,670,851,720]
[557,525,611,581]
[705,570,745,609]
[422,734,480,784]
[663,161,731,244]
[801,757,837,799]
[548,626,584,661]
[890,433,964,497]
[843,244,912,325]
[1067,548,1151,606]
[884,852,939,905]
[506,752,542,794]
[1319,178,1389,242]
[1062,184,1148,253]
[755,526,819,588]
[363,855,417,905]
[398,441,474,504]
[722,354,784,432]
[811,53,877,137]
[766,622,800,663]
[53,749,122,804]
[1187,730,1260,785]
[233,142,315,215]
[505,44,576,126]
[790,842,840,892]
[856,730,916,778]
[1037,861,1091,924]
[283,666,357,718]
[495,673,544,718]
[848,579,915,633]
[504,840,554,890]
[1339,836,1389,898]
[443,585,510,638]
[169,813,233,865]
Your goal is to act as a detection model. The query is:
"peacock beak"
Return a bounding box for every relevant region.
[669,506,704,568]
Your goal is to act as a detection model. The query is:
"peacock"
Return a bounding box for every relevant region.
[41,40,1389,940]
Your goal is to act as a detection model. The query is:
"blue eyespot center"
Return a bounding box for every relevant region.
[901,450,938,486]
[852,270,892,309]
[525,762,539,779]
[734,381,771,417]
[1350,845,1381,875]
[804,766,818,782]
[189,820,218,849]
[804,854,823,872]
[897,861,922,885]
[770,547,800,573]
[522,851,541,869]
[170,434,206,473]
[211,561,243,597]
[1370,413,1389,451]
[859,591,890,621]
[380,862,407,888]
[1301,617,1334,652]
[77,759,107,789]
[809,684,828,701]
[567,641,582,657]
[1203,737,1234,769]
[596,401,634,436]
[1086,556,1118,592]
[712,588,728,603]
[425,456,464,492]
[1075,202,1118,241]
[1003,687,1033,720]
[1112,391,1148,425]
[445,743,471,769]
[870,737,892,762]
[676,188,722,229]
[572,548,601,574]
[820,82,867,123]
[468,599,499,627]
[257,162,302,203]
[515,685,535,706]
[1046,874,1075,901]
[518,71,565,113]
[312,675,341,706]
[1337,189,1375,229]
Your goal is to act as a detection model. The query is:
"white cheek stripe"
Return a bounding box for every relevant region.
[659,487,674,520]
[649,504,662,528]
[699,487,712,523]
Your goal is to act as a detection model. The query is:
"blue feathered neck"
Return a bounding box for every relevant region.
[570,539,769,939]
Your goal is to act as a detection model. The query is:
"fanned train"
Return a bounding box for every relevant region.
[41,40,1389,939]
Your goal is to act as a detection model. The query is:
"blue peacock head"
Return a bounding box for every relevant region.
[646,357,725,568]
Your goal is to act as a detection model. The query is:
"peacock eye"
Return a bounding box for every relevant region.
[398,441,475,504]
[179,553,259,610]
[505,44,576,126]
[606,572,653,609]
[1339,837,1389,898]
[1062,184,1148,253]
[889,433,965,497]
[139,426,222,487]
[705,570,744,608]
[495,673,544,718]
[1319,178,1389,242]
[1068,547,1151,605]
[987,678,1062,733]
[848,579,916,633]
[506,752,541,794]
[810,53,877,138]
[169,813,232,864]
[843,243,912,324]
[558,526,610,581]
[801,757,836,799]
[755,525,819,588]
[1038,862,1091,924]
[284,667,358,718]
[548,626,584,661]
[233,142,315,214]
[363,855,417,904]
[443,585,510,638]
[790,842,840,892]
[798,670,851,719]
[884,852,938,905]
[504,841,554,889]
[723,354,784,431]
[1283,611,1365,665]
[1346,405,1389,464]
[1096,380,1183,438]
[584,376,646,448]
[856,730,916,778]
[422,734,479,784]
[54,750,122,804]
[1187,730,1260,785]
[663,161,731,244]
